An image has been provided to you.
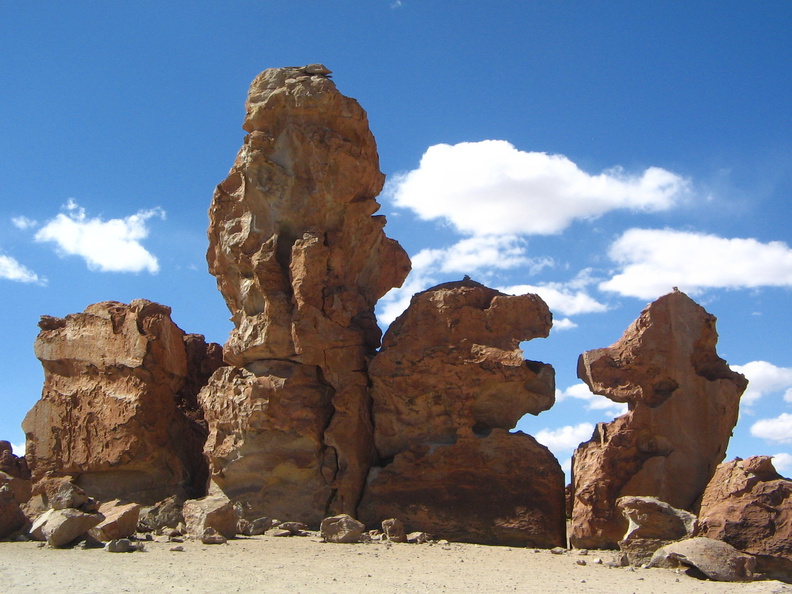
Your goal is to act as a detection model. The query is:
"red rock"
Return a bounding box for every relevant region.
[0,471,31,506]
[360,280,563,547]
[320,513,365,543]
[697,456,792,582]
[369,280,555,457]
[183,492,238,540]
[90,500,141,541]
[30,507,104,548]
[649,537,756,582]
[381,517,407,543]
[0,484,27,540]
[360,430,565,548]
[570,291,747,549]
[203,65,409,522]
[22,300,222,505]
[0,440,30,480]
[616,496,697,566]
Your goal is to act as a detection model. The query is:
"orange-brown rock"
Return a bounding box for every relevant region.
[369,280,554,457]
[360,280,563,546]
[22,300,223,504]
[0,441,30,480]
[359,430,565,547]
[203,65,409,522]
[697,456,792,582]
[570,291,747,549]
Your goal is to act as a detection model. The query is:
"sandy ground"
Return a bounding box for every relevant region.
[1,536,791,594]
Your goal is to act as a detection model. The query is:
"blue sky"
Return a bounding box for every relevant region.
[2,2,791,478]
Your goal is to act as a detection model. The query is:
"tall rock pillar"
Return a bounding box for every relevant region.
[569,291,747,548]
[202,65,410,524]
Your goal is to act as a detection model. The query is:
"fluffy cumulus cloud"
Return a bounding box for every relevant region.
[750,413,792,444]
[34,200,165,273]
[389,140,688,237]
[557,382,629,417]
[732,361,792,406]
[0,253,43,284]
[601,228,792,299]
[535,422,595,452]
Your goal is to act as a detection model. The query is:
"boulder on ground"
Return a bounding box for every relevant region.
[0,471,31,506]
[616,495,697,566]
[201,527,228,544]
[697,456,792,582]
[321,514,365,543]
[649,537,756,582]
[382,518,406,543]
[0,484,27,540]
[137,495,184,532]
[30,507,104,547]
[570,291,747,549]
[90,500,141,541]
[183,492,238,540]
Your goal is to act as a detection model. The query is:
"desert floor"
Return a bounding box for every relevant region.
[1,536,791,593]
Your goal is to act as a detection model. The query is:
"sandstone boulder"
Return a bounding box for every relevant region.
[649,537,756,582]
[382,518,406,543]
[0,471,31,506]
[202,65,410,522]
[23,300,222,504]
[0,440,30,480]
[90,500,141,541]
[360,430,565,547]
[0,484,27,540]
[30,507,104,547]
[183,492,238,540]
[321,514,365,543]
[570,291,747,548]
[137,496,185,532]
[360,280,563,547]
[616,496,697,566]
[697,456,792,582]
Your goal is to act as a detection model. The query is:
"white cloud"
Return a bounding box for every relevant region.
[750,413,792,444]
[412,235,548,275]
[773,453,792,475]
[34,200,165,274]
[601,228,792,299]
[0,253,44,284]
[552,318,578,331]
[11,216,38,230]
[557,382,629,417]
[389,140,688,236]
[10,442,25,456]
[499,282,606,317]
[535,422,595,452]
[732,361,792,406]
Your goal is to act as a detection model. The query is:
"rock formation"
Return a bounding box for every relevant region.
[22,300,223,504]
[649,537,757,582]
[359,280,564,547]
[201,65,410,524]
[616,496,697,566]
[697,456,792,582]
[569,291,747,549]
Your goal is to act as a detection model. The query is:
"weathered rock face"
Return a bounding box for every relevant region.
[616,496,697,566]
[570,291,747,549]
[23,300,223,504]
[697,456,792,582]
[0,441,30,480]
[202,65,410,522]
[359,280,564,547]
[649,537,757,582]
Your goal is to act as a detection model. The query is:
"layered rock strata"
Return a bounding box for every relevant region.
[570,291,747,549]
[23,300,223,504]
[202,65,410,523]
[359,280,564,547]
[697,456,792,582]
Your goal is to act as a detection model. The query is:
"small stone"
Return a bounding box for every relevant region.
[201,527,227,544]
[170,545,185,552]
[576,559,587,566]
[577,549,589,555]
[406,531,428,544]
[593,558,603,565]
[105,538,134,553]
[550,547,566,555]
[266,528,292,538]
